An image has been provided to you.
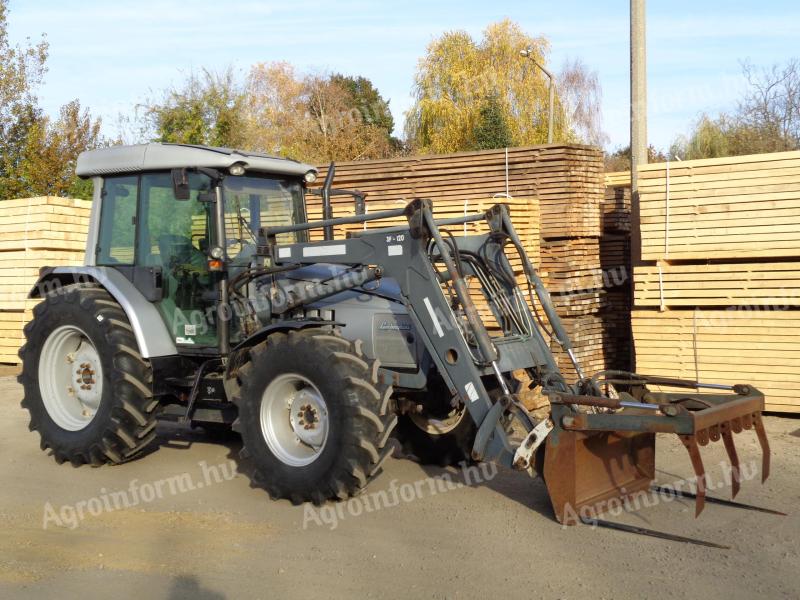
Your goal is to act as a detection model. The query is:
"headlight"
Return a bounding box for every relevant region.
[304,170,318,184]
[229,163,246,176]
[209,246,224,259]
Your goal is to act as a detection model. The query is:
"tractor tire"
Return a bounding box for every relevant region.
[233,328,396,505]
[394,372,477,467]
[395,407,476,467]
[18,284,159,466]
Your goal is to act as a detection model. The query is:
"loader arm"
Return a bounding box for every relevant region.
[258,198,771,523]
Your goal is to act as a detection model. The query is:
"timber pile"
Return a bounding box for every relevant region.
[308,145,601,239]
[541,238,602,294]
[602,171,631,233]
[633,309,800,413]
[0,197,91,363]
[597,171,635,375]
[638,151,800,261]
[547,169,635,381]
[631,150,800,413]
[634,261,800,308]
[552,314,607,377]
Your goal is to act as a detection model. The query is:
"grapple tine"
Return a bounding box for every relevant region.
[680,434,706,517]
[720,423,741,499]
[753,413,771,483]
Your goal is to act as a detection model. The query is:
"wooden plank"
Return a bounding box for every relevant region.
[632,309,800,412]
[634,262,800,307]
[636,151,800,260]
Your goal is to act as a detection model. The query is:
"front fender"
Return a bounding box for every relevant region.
[29,266,178,358]
[231,320,337,353]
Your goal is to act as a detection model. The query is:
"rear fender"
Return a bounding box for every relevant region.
[29,266,177,358]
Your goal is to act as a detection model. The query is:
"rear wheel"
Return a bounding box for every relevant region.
[18,285,159,466]
[233,328,397,504]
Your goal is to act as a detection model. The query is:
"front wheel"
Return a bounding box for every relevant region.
[395,404,476,466]
[233,328,397,504]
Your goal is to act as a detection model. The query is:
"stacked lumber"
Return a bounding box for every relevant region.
[634,261,800,308]
[631,150,800,413]
[550,314,608,378]
[599,171,635,374]
[528,148,606,381]
[0,197,91,363]
[541,238,602,294]
[637,151,800,261]
[633,309,800,413]
[309,145,601,239]
[602,171,631,233]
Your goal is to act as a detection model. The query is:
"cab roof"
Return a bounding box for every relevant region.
[76,143,316,179]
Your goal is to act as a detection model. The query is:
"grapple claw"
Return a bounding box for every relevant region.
[680,435,707,517]
[543,380,768,525]
[720,423,741,499]
[753,413,771,483]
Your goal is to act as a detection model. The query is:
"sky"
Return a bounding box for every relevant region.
[7,0,800,151]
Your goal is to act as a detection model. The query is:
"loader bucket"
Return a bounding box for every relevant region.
[543,430,655,525]
[542,382,769,525]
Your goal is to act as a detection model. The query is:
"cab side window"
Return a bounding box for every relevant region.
[96,176,137,265]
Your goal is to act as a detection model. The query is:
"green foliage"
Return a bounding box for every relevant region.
[142,68,248,148]
[604,144,666,172]
[672,59,800,160]
[472,95,512,150]
[0,1,101,200]
[242,62,397,162]
[670,114,733,160]
[329,74,395,135]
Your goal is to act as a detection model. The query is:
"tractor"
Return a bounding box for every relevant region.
[18,143,771,533]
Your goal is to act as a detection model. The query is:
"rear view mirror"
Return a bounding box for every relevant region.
[171,168,190,200]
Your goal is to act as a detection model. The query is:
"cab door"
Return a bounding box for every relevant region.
[135,172,219,348]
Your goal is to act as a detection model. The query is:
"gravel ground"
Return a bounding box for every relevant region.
[0,375,798,599]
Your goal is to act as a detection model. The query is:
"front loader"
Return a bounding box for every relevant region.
[19,143,772,535]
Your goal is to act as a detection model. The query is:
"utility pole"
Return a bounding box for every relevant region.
[630,0,646,263]
[629,0,646,372]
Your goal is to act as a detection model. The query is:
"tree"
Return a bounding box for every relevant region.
[669,114,733,161]
[672,58,800,160]
[557,58,607,147]
[472,95,512,150]
[141,68,248,148]
[10,100,101,199]
[736,59,800,152]
[244,62,396,163]
[0,0,48,198]
[329,74,395,136]
[405,19,604,153]
[0,0,101,199]
[604,144,666,172]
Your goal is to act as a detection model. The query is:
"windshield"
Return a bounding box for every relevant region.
[223,175,307,265]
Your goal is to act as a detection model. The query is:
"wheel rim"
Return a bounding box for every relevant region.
[38,325,103,432]
[410,404,467,435]
[260,373,329,467]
